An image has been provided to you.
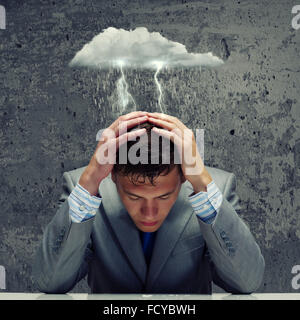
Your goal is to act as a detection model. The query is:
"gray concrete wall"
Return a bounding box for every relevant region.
[0,0,299,293]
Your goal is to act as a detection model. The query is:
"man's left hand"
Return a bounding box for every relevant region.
[146,112,212,193]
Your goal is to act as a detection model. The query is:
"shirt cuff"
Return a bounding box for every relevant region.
[67,183,102,223]
[188,180,223,224]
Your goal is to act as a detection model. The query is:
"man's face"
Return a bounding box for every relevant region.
[112,166,185,232]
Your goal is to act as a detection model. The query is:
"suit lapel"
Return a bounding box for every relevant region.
[146,182,194,290]
[98,174,147,285]
[98,174,194,290]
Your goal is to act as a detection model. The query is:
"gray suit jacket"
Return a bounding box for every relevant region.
[33,165,265,294]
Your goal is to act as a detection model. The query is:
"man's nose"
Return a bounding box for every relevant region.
[141,201,158,218]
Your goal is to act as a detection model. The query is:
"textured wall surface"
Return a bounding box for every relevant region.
[0,0,299,293]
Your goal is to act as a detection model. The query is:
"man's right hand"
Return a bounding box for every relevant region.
[78,111,149,196]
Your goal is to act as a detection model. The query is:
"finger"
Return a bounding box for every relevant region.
[96,127,116,145]
[113,111,148,127]
[147,117,177,131]
[110,115,147,137]
[116,128,147,149]
[99,115,148,148]
[148,113,186,130]
[120,111,149,122]
[146,112,178,123]
[151,113,184,129]
[118,115,149,136]
[109,111,147,130]
[152,127,184,163]
[146,112,170,121]
[152,127,183,149]
[97,128,147,164]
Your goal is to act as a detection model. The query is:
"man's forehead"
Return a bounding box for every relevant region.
[120,174,170,188]
[116,169,180,189]
[122,178,177,198]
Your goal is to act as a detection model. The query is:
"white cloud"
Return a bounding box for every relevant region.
[69,27,223,69]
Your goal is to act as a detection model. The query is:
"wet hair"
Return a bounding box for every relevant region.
[112,121,183,185]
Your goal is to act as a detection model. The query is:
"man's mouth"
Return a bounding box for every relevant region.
[140,221,158,226]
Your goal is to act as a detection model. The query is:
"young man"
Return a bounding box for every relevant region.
[33,111,265,294]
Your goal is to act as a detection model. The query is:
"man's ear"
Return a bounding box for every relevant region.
[111,170,116,184]
[111,170,117,184]
[176,166,186,184]
[180,171,186,184]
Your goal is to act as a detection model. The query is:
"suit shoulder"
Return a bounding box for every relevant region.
[205,166,235,191]
[206,165,233,178]
[63,165,88,186]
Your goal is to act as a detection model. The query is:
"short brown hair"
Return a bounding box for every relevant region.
[113,121,182,185]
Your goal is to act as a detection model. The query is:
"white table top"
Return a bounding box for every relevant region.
[0,293,300,300]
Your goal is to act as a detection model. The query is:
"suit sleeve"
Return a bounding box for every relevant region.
[197,173,265,293]
[32,171,96,293]
[188,180,223,224]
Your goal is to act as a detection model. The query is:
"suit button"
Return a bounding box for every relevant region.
[228,247,235,254]
[220,231,226,238]
[225,241,233,248]
[79,205,85,211]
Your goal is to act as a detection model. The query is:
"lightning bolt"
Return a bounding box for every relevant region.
[116,61,136,113]
[153,61,165,113]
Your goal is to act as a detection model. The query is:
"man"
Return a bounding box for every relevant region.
[33,111,265,294]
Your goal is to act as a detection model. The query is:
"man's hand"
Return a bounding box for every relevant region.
[147,112,213,193]
[79,111,149,196]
